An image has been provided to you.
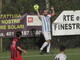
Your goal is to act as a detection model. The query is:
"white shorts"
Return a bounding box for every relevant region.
[42,32,51,40]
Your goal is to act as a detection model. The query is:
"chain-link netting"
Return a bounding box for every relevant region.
[2,37,40,51]
[52,36,80,49]
[2,35,80,51]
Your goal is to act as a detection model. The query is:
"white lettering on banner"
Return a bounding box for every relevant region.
[52,10,80,36]
[22,31,41,36]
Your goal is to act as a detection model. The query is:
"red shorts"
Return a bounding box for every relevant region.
[10,50,23,60]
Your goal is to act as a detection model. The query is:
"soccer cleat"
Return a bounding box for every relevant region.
[40,50,42,52]
[40,50,44,55]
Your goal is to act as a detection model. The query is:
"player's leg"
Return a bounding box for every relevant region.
[10,49,17,60]
[40,32,49,53]
[46,32,52,54]
[16,51,24,60]
[40,42,48,51]
[47,41,51,53]
[10,58,14,60]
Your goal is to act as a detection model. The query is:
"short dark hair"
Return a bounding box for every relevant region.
[60,45,65,51]
[16,31,22,37]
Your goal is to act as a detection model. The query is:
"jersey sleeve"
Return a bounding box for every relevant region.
[11,39,17,47]
[47,14,53,18]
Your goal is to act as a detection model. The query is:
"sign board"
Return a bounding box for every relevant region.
[0,14,42,38]
[52,10,80,36]
[27,15,42,26]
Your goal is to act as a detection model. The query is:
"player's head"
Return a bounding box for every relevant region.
[16,31,22,38]
[43,9,49,16]
[60,45,66,52]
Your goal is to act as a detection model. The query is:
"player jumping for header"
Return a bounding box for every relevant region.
[36,7,55,54]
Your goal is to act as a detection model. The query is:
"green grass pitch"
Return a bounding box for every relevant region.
[0,48,80,60]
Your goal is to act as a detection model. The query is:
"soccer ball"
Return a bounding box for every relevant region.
[34,4,39,10]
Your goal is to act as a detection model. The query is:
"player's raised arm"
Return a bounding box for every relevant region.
[50,6,55,16]
[36,10,41,18]
[34,4,41,18]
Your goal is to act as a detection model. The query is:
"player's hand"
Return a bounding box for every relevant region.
[51,6,54,10]
[23,50,27,54]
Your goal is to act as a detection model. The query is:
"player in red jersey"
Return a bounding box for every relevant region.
[10,31,27,60]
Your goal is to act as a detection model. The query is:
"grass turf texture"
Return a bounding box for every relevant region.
[0,48,80,60]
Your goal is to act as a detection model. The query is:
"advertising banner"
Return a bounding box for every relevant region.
[0,14,42,38]
[52,10,80,36]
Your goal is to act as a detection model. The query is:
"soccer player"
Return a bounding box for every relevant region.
[10,31,27,60]
[36,7,55,54]
[54,46,67,60]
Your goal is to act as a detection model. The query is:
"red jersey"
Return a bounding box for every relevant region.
[10,38,23,60]
[11,38,19,50]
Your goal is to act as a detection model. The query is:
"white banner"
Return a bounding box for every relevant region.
[52,10,80,36]
[27,15,42,26]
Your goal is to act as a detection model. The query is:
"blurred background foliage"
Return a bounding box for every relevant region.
[2,0,80,14]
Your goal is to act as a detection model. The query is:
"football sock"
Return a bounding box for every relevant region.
[47,43,51,53]
[40,42,48,51]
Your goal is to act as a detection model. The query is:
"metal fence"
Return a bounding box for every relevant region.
[1,34,80,51]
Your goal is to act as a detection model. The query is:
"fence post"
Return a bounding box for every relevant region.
[0,38,2,52]
[0,0,2,13]
[0,0,2,52]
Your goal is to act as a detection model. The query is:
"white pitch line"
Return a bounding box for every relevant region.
[0,53,80,59]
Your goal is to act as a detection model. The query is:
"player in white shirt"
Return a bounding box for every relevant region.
[54,46,67,60]
[36,7,55,54]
